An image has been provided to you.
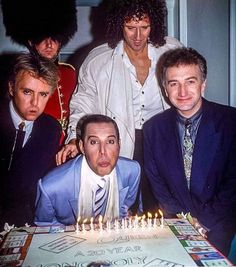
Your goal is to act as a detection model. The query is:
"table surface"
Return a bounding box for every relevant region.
[0,218,233,267]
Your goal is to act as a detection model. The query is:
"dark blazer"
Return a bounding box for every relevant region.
[0,100,61,228]
[143,99,236,255]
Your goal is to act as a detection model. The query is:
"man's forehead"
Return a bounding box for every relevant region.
[85,122,117,137]
[124,14,150,23]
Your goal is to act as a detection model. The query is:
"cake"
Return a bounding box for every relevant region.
[0,218,232,267]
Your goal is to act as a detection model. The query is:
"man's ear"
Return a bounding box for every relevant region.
[8,81,14,96]
[79,139,85,155]
[201,79,207,95]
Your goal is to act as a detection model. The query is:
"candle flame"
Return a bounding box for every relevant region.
[83,218,88,224]
[77,216,81,223]
[142,214,146,219]
[90,217,94,223]
[147,212,152,218]
[158,209,163,217]
[155,213,158,218]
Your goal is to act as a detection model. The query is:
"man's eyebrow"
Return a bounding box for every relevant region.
[167,76,198,84]
[87,135,117,139]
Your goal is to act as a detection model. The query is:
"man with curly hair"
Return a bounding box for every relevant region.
[57,0,182,213]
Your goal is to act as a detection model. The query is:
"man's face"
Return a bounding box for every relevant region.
[9,70,53,121]
[34,37,60,60]
[164,64,206,118]
[123,15,151,52]
[79,122,120,177]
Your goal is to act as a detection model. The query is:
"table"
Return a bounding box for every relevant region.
[0,219,233,267]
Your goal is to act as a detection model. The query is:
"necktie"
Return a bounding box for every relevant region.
[8,122,26,170]
[14,122,26,153]
[183,119,194,189]
[94,178,109,218]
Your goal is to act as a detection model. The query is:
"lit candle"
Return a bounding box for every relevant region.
[115,219,119,232]
[76,216,81,234]
[99,215,103,232]
[141,214,146,229]
[90,217,94,231]
[158,209,164,228]
[106,219,111,232]
[153,213,158,227]
[133,215,138,230]
[129,217,132,229]
[121,218,125,230]
[147,212,152,229]
[82,218,87,232]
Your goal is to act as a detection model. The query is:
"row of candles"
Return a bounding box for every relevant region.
[75,210,164,234]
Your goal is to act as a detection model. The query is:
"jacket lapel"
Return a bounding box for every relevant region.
[161,110,196,211]
[191,107,220,196]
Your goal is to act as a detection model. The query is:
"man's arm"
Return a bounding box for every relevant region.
[56,57,100,165]
[34,179,60,226]
[123,160,141,215]
[143,123,184,217]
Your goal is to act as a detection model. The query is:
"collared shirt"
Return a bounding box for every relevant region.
[177,107,203,152]
[81,157,114,203]
[117,42,168,130]
[9,101,34,146]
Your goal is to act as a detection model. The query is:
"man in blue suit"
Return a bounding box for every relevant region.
[143,47,236,256]
[35,114,141,225]
[0,53,61,229]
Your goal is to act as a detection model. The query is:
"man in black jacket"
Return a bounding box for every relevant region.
[0,53,61,229]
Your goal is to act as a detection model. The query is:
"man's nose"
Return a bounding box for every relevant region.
[31,94,39,106]
[45,38,53,48]
[179,84,187,97]
[135,28,141,39]
[99,143,106,155]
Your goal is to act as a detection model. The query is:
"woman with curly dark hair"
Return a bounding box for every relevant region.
[58,0,182,214]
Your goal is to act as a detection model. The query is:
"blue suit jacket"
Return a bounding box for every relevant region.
[144,99,236,239]
[34,155,141,226]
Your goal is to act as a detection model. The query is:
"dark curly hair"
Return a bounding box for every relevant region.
[105,0,167,48]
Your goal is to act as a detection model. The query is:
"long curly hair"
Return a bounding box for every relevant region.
[105,0,167,48]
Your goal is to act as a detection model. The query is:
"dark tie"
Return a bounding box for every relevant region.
[183,119,193,189]
[94,178,109,218]
[8,122,26,170]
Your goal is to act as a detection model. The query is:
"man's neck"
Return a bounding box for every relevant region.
[124,43,149,59]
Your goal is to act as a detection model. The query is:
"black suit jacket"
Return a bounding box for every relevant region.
[144,99,236,255]
[0,100,61,228]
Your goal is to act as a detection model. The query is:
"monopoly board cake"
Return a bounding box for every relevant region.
[0,219,233,267]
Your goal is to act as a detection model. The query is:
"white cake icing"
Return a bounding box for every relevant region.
[1,219,232,267]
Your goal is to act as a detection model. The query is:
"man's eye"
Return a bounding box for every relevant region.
[40,92,48,97]
[90,140,99,145]
[169,82,178,87]
[187,80,195,84]
[23,90,31,95]
[107,139,115,144]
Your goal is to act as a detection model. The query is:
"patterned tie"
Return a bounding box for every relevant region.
[183,119,194,189]
[8,122,26,170]
[94,178,109,218]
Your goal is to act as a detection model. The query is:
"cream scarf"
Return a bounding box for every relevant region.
[78,156,119,222]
